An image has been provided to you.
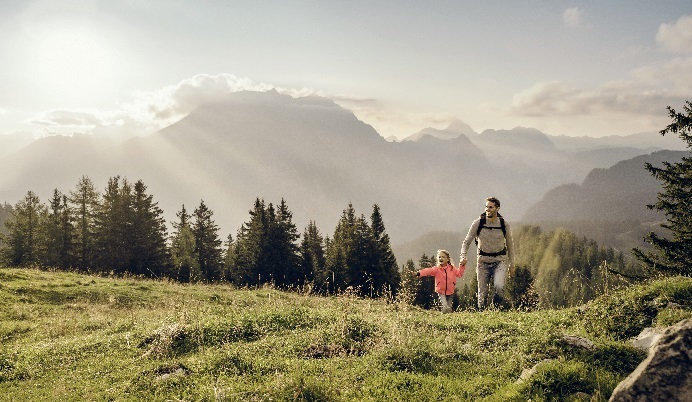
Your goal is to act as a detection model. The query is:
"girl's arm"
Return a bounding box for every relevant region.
[417,267,438,277]
[456,264,466,277]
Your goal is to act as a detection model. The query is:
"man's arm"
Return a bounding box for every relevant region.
[459,219,480,266]
[505,220,515,272]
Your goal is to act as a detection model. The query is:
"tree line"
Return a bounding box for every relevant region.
[1,98,689,308]
[0,176,400,298]
[0,174,669,309]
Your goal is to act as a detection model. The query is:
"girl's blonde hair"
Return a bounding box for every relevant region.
[437,249,455,267]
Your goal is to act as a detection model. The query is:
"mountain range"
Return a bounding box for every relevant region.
[0,90,687,262]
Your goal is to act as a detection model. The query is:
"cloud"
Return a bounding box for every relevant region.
[30,109,108,127]
[657,15,692,54]
[330,95,381,108]
[508,55,692,136]
[27,108,142,138]
[511,56,692,119]
[563,7,585,28]
[25,73,320,138]
[124,73,322,127]
[126,73,275,122]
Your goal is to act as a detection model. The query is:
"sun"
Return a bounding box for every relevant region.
[30,23,120,106]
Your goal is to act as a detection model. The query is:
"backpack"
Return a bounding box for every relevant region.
[475,213,507,257]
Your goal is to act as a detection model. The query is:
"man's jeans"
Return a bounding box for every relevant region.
[438,293,454,314]
[477,261,508,309]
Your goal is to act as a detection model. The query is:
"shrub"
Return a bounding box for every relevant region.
[581,276,691,339]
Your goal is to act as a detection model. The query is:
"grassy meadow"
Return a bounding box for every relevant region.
[1,267,690,401]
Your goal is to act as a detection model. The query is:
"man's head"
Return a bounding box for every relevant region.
[485,197,500,218]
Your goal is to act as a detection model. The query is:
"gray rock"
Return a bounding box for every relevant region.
[632,327,664,351]
[517,359,553,383]
[609,318,692,402]
[563,335,595,350]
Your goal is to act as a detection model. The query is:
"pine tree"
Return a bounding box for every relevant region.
[129,180,170,278]
[352,215,379,297]
[227,198,301,288]
[633,101,692,276]
[43,189,75,269]
[323,236,348,294]
[325,204,380,297]
[0,202,13,240]
[414,253,437,309]
[68,176,99,270]
[221,233,235,282]
[170,205,201,282]
[370,204,400,296]
[192,200,223,282]
[230,198,268,286]
[324,205,357,293]
[268,199,301,288]
[2,191,46,266]
[397,259,418,305]
[300,221,326,287]
[92,176,132,274]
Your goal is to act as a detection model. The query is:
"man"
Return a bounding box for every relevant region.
[460,197,515,309]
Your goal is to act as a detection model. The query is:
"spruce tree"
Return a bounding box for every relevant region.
[170,205,201,282]
[230,198,268,286]
[300,221,326,287]
[325,204,379,296]
[68,176,99,270]
[414,253,437,309]
[92,176,132,274]
[228,198,301,288]
[370,204,400,296]
[221,233,235,282]
[43,189,75,269]
[2,191,46,266]
[192,200,223,282]
[397,259,418,305]
[129,180,170,278]
[0,202,13,239]
[323,236,348,294]
[272,199,301,287]
[633,101,692,276]
[351,215,378,297]
[325,205,355,293]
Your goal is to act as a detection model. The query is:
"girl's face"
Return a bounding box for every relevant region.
[438,252,449,265]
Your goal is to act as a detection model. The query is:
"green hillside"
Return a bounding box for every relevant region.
[1,267,689,401]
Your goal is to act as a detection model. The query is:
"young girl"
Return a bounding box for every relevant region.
[414,249,466,313]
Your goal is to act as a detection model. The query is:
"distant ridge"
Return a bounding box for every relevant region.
[402,119,476,142]
[522,150,685,223]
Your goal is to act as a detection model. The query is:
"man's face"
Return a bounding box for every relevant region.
[485,201,499,218]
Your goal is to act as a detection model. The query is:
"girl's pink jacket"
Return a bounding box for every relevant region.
[417,264,466,295]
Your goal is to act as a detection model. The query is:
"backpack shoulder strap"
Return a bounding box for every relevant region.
[476,213,507,241]
[476,213,486,237]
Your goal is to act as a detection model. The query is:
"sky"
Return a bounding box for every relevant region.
[0,0,691,142]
